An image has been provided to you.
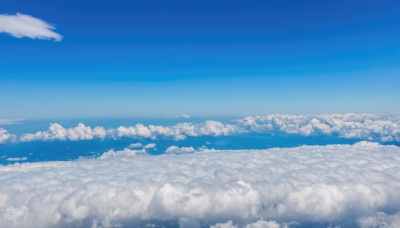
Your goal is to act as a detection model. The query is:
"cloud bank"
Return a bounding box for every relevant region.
[241,113,400,142]
[0,142,399,227]
[21,121,239,142]
[18,113,400,143]
[0,13,62,41]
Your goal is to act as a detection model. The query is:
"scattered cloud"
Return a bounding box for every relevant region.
[5,157,27,162]
[143,143,156,149]
[0,129,15,144]
[0,119,23,125]
[176,114,191,119]
[21,121,239,142]
[128,143,143,148]
[13,113,400,143]
[0,142,399,227]
[166,146,196,154]
[241,113,400,142]
[358,211,400,228]
[99,143,157,159]
[0,13,62,41]
[20,123,107,142]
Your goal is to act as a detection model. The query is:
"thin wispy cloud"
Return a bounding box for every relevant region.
[0,13,62,41]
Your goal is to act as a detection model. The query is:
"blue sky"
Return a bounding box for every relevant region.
[0,0,399,118]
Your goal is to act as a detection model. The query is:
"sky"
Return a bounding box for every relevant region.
[0,0,399,118]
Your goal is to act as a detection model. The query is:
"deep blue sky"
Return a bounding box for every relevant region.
[0,0,399,118]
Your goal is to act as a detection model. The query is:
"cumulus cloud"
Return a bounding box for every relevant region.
[20,123,107,142]
[0,128,15,144]
[128,143,143,148]
[358,211,400,228]
[165,146,196,154]
[0,142,399,227]
[241,113,400,142]
[143,143,157,149]
[13,113,400,143]
[99,143,156,159]
[20,121,239,142]
[0,13,62,41]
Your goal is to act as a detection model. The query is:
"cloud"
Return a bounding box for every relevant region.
[166,146,196,154]
[21,121,239,142]
[0,13,62,41]
[14,113,400,143]
[143,143,157,149]
[99,143,156,159]
[358,211,400,228]
[128,143,143,148]
[241,113,400,142]
[0,142,399,227]
[5,157,27,162]
[0,119,23,125]
[0,129,15,144]
[20,123,107,142]
[99,148,147,159]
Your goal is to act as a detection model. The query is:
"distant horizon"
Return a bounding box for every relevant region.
[1,0,399,118]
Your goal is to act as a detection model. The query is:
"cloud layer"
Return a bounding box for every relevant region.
[0,142,399,227]
[241,113,400,142]
[0,13,62,41]
[17,113,400,143]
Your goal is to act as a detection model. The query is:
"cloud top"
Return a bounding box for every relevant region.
[0,142,399,227]
[0,13,62,41]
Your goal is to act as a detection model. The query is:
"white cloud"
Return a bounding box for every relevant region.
[0,129,15,144]
[240,113,400,142]
[14,113,400,143]
[128,143,143,148]
[0,119,23,125]
[166,146,196,154]
[5,157,27,162]
[0,142,399,227]
[99,148,147,159]
[21,121,239,142]
[20,123,107,142]
[358,211,400,228]
[143,143,157,149]
[0,13,62,41]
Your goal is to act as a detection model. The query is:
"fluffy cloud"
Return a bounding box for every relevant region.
[166,146,196,154]
[99,143,156,159]
[21,121,239,142]
[0,119,23,125]
[14,113,400,143]
[358,212,400,228]
[0,13,62,41]
[241,113,400,142]
[20,123,107,142]
[5,157,27,162]
[0,129,15,144]
[0,142,399,227]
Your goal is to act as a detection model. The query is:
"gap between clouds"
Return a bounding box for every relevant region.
[15,113,400,143]
[0,142,399,227]
[0,13,62,41]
